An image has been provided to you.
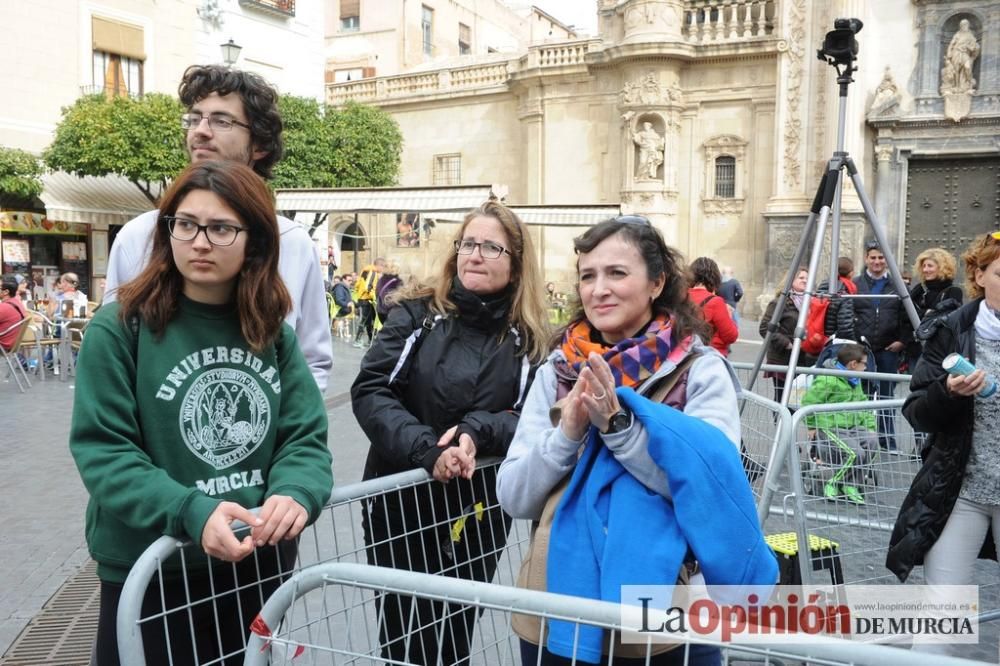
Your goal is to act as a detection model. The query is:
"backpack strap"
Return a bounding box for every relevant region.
[388,305,445,386]
[699,294,717,307]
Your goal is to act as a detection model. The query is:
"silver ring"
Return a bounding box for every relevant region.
[592,390,607,401]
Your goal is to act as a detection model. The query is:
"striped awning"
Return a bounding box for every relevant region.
[275,185,619,226]
[427,205,621,227]
[40,171,155,225]
[275,185,497,213]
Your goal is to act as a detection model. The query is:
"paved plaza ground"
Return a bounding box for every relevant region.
[2,320,999,663]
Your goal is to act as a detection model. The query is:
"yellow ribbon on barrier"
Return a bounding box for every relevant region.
[450,502,485,543]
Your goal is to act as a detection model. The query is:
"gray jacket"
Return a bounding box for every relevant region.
[496,339,741,521]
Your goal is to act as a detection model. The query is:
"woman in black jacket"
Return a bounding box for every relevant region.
[759,267,818,403]
[351,201,549,665]
[904,247,963,371]
[888,234,1000,654]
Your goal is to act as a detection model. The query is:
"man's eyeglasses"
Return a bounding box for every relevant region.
[181,113,251,132]
[166,216,246,247]
[454,239,511,260]
[613,215,651,226]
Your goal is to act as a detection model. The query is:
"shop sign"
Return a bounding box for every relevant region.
[0,211,89,235]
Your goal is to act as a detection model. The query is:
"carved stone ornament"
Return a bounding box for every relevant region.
[197,0,224,30]
[703,198,745,215]
[781,0,807,189]
[620,73,681,107]
[868,67,901,119]
[632,121,666,180]
[940,19,981,122]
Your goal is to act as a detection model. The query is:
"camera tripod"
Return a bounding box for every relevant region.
[742,19,923,585]
[745,18,921,407]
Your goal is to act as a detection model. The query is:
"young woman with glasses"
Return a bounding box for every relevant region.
[497,217,774,666]
[70,161,332,666]
[351,200,549,665]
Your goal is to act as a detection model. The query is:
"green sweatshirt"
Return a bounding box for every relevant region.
[800,373,877,432]
[70,298,332,583]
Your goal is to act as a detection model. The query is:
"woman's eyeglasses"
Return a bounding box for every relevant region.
[454,239,511,260]
[166,216,246,247]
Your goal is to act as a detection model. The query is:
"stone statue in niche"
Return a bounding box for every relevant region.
[868,67,900,118]
[940,19,980,122]
[632,121,665,180]
[941,19,980,95]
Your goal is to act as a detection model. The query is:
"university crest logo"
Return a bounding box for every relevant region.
[180,368,270,469]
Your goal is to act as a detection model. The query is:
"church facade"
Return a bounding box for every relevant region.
[325,0,999,310]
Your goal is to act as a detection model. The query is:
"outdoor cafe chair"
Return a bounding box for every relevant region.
[0,317,33,393]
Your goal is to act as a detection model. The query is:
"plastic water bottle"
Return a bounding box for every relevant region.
[942,353,998,398]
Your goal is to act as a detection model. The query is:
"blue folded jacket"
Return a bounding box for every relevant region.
[545,387,778,663]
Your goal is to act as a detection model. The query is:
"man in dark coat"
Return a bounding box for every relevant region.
[853,242,912,450]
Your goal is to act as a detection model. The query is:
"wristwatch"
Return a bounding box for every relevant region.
[604,408,632,434]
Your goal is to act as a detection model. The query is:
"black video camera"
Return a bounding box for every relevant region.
[817,18,863,67]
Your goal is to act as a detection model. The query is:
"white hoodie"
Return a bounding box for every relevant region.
[103,210,333,392]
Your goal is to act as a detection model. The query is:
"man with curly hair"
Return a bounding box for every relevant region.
[103,65,332,391]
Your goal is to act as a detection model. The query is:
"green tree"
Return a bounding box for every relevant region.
[44,93,187,205]
[0,147,44,199]
[275,97,403,236]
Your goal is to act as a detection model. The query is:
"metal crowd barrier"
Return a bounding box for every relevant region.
[243,562,984,666]
[117,392,790,666]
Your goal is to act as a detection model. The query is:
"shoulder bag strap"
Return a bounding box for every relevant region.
[647,352,702,405]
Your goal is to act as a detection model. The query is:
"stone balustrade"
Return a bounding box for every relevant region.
[684,0,775,43]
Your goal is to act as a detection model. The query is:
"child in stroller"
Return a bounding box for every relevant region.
[800,343,878,504]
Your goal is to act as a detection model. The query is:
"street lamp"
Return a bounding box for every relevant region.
[220,38,242,67]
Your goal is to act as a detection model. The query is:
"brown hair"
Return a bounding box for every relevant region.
[555,218,711,347]
[689,256,722,292]
[116,161,290,352]
[963,234,1000,300]
[391,200,549,362]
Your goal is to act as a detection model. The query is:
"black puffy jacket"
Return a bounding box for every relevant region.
[886,298,996,581]
[351,282,537,480]
[852,273,913,350]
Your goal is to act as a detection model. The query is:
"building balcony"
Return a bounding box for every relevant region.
[78,85,142,99]
[238,0,294,18]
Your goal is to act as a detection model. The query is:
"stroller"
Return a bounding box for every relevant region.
[797,338,880,502]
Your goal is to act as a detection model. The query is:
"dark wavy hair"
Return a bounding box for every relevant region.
[689,256,722,292]
[117,161,291,353]
[554,219,710,348]
[178,65,284,179]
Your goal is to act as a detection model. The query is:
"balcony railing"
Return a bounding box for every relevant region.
[79,85,142,99]
[683,0,775,43]
[238,0,294,18]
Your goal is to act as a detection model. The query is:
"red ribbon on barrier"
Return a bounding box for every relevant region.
[249,614,305,659]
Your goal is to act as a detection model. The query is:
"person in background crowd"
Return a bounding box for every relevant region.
[819,257,857,340]
[48,273,88,319]
[760,267,817,404]
[801,343,877,505]
[498,216,770,666]
[374,258,403,324]
[888,233,1000,656]
[905,247,963,372]
[353,257,385,348]
[688,257,738,356]
[101,64,332,392]
[0,277,27,351]
[71,162,332,666]
[853,240,912,451]
[327,245,337,282]
[351,201,549,666]
[718,265,744,323]
[331,274,355,340]
[13,274,30,308]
